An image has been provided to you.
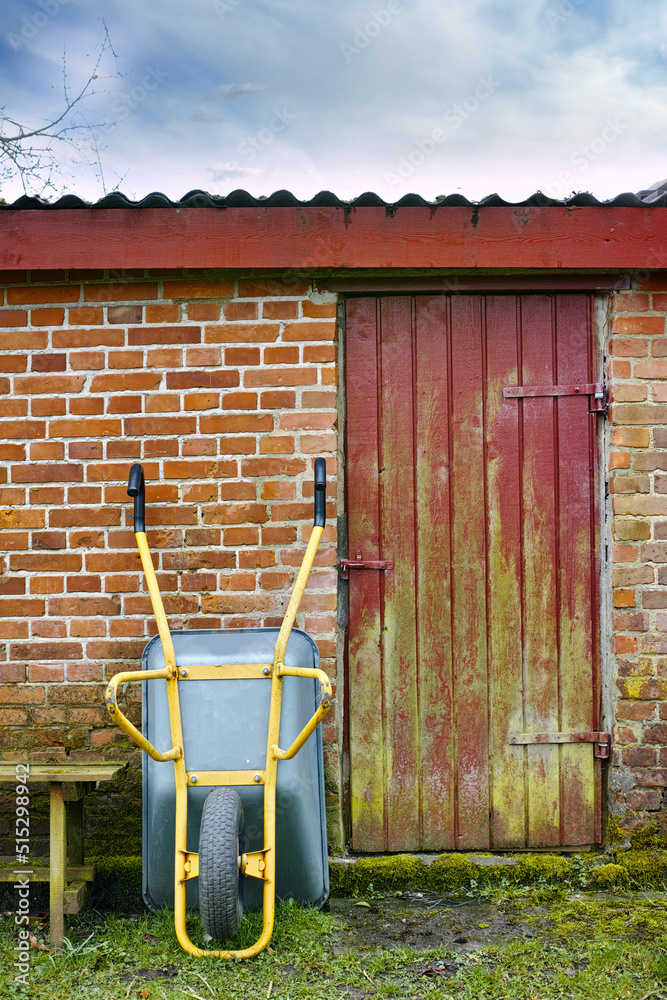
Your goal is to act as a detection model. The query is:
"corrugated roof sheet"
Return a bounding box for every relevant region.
[0,189,665,209]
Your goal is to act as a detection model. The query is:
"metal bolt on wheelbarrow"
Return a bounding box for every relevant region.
[104,459,332,959]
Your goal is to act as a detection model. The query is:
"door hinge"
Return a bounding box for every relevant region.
[340,550,395,580]
[504,383,607,415]
[508,731,611,759]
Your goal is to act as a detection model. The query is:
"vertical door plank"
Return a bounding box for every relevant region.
[378,297,420,851]
[346,297,386,851]
[450,295,490,849]
[555,294,596,844]
[414,296,455,850]
[485,295,527,849]
[520,295,561,848]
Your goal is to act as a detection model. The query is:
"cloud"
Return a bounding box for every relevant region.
[213,83,268,100]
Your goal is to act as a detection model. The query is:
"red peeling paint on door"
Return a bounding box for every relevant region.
[345,294,602,851]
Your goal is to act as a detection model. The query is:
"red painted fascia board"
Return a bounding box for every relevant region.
[0,206,665,271]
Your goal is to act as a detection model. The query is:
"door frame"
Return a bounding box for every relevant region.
[337,282,612,850]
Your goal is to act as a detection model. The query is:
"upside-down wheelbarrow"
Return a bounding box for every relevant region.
[104,459,332,959]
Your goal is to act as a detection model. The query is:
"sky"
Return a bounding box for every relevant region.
[0,0,666,204]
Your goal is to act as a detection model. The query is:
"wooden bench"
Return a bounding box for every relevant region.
[0,761,128,947]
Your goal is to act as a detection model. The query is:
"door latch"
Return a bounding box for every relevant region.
[340,550,394,580]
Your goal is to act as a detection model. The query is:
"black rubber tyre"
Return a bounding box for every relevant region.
[198,788,245,940]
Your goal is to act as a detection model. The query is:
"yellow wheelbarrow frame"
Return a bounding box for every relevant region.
[104,459,331,959]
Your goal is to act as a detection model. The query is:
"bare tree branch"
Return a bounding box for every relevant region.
[0,19,122,200]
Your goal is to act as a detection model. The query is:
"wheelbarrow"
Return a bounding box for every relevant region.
[104,459,332,959]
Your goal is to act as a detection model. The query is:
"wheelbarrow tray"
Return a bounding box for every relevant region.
[141,627,330,913]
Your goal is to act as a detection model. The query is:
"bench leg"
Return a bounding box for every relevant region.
[49,782,66,948]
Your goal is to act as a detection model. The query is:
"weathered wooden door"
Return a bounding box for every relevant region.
[345,294,603,851]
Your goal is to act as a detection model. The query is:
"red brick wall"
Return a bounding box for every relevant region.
[0,270,342,846]
[609,276,667,836]
[3,268,667,849]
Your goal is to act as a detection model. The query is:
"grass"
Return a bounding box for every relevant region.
[0,892,666,999]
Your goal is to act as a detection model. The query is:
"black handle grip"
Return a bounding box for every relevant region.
[314,457,326,527]
[127,463,145,533]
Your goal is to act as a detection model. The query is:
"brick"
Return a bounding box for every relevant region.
[610,338,648,357]
[611,385,647,403]
[29,441,65,462]
[653,292,667,307]
[68,306,104,325]
[622,746,656,766]
[83,282,158,302]
[12,641,82,661]
[107,305,143,324]
[626,789,662,810]
[205,323,280,344]
[11,553,82,572]
[617,677,667,699]
[0,509,44,528]
[656,522,667,539]
[49,419,121,438]
[302,392,337,410]
[630,768,667,788]
[612,292,650,312]
[32,397,65,416]
[645,723,667,743]
[656,475,667,494]
[241,457,307,477]
[70,351,105,371]
[163,460,236,479]
[641,543,667,562]
[146,303,180,323]
[614,497,667,516]
[612,427,650,447]
[301,432,337,453]
[90,373,162,392]
[0,685,44,705]
[145,394,180,413]
[201,593,276,614]
[30,308,65,326]
[616,700,656,721]
[239,549,276,569]
[201,415,272,435]
[0,331,47,350]
[635,360,667,379]
[0,355,27,373]
[128,326,201,346]
[259,436,295,454]
[188,303,220,322]
[613,315,665,335]
[201,503,269,525]
[53,328,124,348]
[224,301,258,321]
[0,310,28,328]
[652,339,667,357]
[283,321,336,342]
[238,277,310,297]
[0,709,28,725]
[261,390,295,409]
[167,371,239,389]
[303,345,335,364]
[262,525,297,544]
[12,464,82,483]
[301,299,337,318]
[69,444,103,462]
[106,396,141,414]
[642,635,667,654]
[163,279,234,299]
[222,527,259,546]
[14,375,86,395]
[265,346,300,365]
[614,635,638,653]
[614,610,649,631]
[244,368,317,388]
[31,353,66,373]
[262,481,296,500]
[225,347,261,367]
[634,452,667,471]
[124,416,196,435]
[8,285,79,305]
[147,349,183,368]
[642,591,667,608]
[612,403,667,425]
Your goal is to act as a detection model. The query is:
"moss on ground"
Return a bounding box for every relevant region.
[329,849,667,898]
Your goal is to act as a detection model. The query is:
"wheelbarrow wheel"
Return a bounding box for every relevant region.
[199,788,245,940]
